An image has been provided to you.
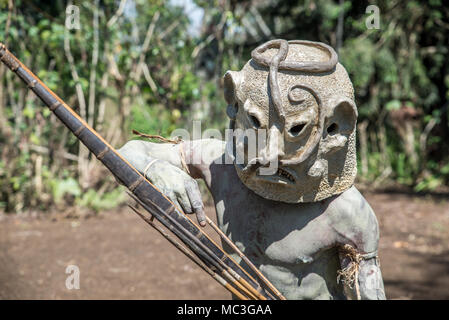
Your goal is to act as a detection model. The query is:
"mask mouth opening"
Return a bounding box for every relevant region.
[256,166,297,185]
[276,167,296,183]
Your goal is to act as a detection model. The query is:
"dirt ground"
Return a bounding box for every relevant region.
[0,188,448,300]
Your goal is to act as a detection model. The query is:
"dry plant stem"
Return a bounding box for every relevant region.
[130,10,160,96]
[128,205,248,300]
[205,216,286,300]
[107,0,127,27]
[85,0,101,179]
[87,0,100,129]
[132,130,180,144]
[141,63,159,97]
[158,19,180,40]
[357,120,369,177]
[250,7,272,38]
[64,1,89,188]
[0,0,13,137]
[419,117,437,168]
[96,65,109,133]
[337,244,362,300]
[132,130,190,174]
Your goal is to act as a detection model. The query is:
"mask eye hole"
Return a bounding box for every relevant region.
[289,123,306,136]
[249,115,261,129]
[327,123,338,135]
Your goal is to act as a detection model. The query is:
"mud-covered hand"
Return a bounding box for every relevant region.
[117,144,206,227]
[144,159,206,226]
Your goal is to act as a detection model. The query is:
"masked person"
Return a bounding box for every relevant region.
[118,40,386,300]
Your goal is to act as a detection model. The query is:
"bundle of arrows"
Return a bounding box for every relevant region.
[0,43,285,300]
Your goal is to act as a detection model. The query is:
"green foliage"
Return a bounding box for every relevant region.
[76,187,127,212]
[130,103,175,137]
[49,176,126,211]
[0,0,198,213]
[340,38,375,94]
[50,177,81,204]
[415,175,444,192]
[253,0,449,191]
[0,0,448,215]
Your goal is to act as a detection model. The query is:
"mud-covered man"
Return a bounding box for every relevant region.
[118,39,386,300]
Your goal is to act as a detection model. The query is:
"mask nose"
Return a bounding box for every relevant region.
[259,125,285,166]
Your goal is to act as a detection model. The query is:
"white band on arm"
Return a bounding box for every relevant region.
[360,250,378,260]
[143,158,159,178]
[179,141,191,174]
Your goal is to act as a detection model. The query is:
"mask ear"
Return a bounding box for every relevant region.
[322,98,357,154]
[223,71,242,104]
[223,71,242,120]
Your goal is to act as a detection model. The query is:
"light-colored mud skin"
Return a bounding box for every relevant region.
[118,39,386,300]
[118,139,386,300]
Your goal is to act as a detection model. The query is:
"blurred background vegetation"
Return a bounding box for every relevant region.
[0,0,448,213]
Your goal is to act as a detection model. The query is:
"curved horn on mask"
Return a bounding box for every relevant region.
[251,40,338,73]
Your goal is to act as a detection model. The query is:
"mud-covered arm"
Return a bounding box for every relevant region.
[358,255,386,299]
[117,139,225,180]
[332,187,386,300]
[117,139,213,226]
[117,140,186,173]
[338,248,386,300]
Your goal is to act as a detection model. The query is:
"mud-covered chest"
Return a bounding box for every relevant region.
[214,193,336,266]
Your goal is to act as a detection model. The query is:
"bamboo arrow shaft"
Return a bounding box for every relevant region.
[0,43,281,300]
[128,193,264,300]
[206,216,286,300]
[128,205,248,300]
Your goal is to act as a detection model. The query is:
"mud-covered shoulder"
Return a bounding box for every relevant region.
[182,138,228,185]
[326,186,380,254]
[190,138,226,164]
